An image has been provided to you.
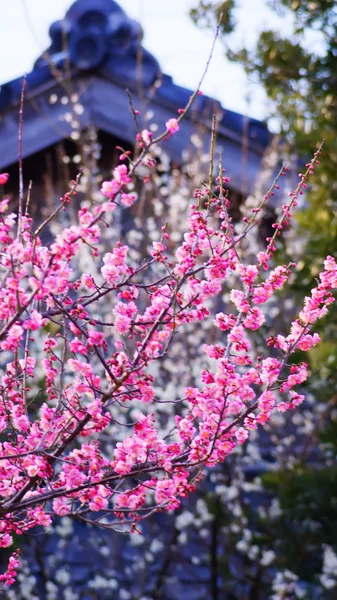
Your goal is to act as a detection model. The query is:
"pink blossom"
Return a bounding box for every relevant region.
[235,427,249,444]
[53,497,71,516]
[244,307,265,330]
[0,533,13,548]
[0,173,9,185]
[214,312,236,331]
[230,289,250,313]
[22,455,48,478]
[289,390,305,407]
[155,478,181,509]
[237,263,259,286]
[277,401,291,412]
[0,551,20,586]
[69,338,88,355]
[258,391,275,412]
[0,324,23,351]
[150,241,167,258]
[88,329,105,347]
[166,118,180,135]
[28,506,52,527]
[101,244,131,284]
[203,344,225,359]
[136,129,153,146]
[121,193,137,207]
[114,301,137,334]
[81,273,96,289]
[227,325,250,353]
[257,251,270,269]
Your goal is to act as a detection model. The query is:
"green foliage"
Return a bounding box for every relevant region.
[273,0,337,30]
[263,467,337,539]
[262,467,337,575]
[191,0,337,389]
[190,0,236,35]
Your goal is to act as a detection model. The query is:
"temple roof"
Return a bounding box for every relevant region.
[0,0,271,193]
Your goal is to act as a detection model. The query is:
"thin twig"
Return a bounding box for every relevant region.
[18,76,27,240]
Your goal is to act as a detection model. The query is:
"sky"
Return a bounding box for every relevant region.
[0,0,289,120]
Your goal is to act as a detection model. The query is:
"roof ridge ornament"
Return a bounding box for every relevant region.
[0,0,161,111]
[37,0,145,71]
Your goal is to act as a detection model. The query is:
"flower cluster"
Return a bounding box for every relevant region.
[0,128,333,589]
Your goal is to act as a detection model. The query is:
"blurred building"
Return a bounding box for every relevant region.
[0,0,272,226]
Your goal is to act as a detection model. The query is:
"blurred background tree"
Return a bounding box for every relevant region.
[190,1,337,596]
[190,0,337,275]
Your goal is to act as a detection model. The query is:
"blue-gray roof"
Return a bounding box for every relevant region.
[0,0,271,193]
